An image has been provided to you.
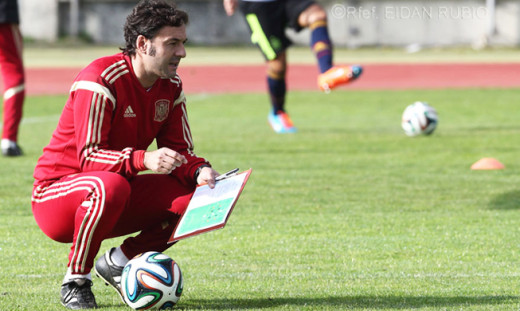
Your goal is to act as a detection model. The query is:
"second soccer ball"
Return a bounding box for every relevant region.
[401,101,438,136]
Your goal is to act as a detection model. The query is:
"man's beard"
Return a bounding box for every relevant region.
[148,45,177,78]
[149,45,156,57]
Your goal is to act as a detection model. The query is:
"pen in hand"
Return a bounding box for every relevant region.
[215,168,239,182]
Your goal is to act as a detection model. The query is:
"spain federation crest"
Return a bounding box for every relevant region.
[154,99,170,122]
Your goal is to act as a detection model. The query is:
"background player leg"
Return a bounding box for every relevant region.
[0,24,24,156]
[266,52,296,134]
[298,4,363,92]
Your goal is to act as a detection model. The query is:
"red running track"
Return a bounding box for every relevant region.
[7,63,520,96]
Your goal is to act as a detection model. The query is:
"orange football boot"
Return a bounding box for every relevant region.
[318,65,363,93]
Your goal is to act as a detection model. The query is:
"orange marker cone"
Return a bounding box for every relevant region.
[471,158,505,170]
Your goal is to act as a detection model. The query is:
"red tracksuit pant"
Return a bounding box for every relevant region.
[31,171,194,276]
[0,23,24,141]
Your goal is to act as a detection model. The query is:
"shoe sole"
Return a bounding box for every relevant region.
[94,267,125,303]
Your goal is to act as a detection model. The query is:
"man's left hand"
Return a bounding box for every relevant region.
[197,166,219,189]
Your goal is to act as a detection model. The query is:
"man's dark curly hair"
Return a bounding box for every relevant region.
[122,0,189,56]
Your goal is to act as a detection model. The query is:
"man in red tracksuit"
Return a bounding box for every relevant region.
[0,0,24,156]
[31,0,219,308]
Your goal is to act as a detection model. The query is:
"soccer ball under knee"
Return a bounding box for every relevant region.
[121,251,183,309]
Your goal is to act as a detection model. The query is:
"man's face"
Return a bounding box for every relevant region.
[144,25,187,79]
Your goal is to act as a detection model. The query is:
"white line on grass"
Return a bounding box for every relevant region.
[21,115,61,124]
[0,115,61,127]
[0,94,212,127]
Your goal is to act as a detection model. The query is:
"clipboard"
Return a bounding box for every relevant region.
[168,169,252,243]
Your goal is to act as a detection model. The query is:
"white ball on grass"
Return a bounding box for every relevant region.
[401,101,438,136]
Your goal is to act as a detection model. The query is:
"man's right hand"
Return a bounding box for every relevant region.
[223,0,238,16]
[143,148,187,174]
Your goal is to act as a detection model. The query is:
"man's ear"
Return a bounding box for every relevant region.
[136,35,148,55]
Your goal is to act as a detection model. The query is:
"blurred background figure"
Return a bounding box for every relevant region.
[223,0,362,134]
[0,0,24,156]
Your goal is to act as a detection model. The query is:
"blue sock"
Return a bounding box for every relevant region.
[267,76,286,113]
[310,20,333,73]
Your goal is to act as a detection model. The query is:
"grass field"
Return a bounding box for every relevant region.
[1,85,520,310]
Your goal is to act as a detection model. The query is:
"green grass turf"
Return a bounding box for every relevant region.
[1,88,520,310]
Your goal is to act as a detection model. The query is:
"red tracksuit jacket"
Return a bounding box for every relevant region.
[33,53,208,186]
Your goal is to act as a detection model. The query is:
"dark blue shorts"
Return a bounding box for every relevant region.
[239,0,316,60]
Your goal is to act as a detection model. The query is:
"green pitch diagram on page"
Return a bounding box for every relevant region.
[176,198,234,236]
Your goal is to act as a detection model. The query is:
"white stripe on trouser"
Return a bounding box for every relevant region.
[4,84,25,100]
[70,178,106,274]
[32,177,106,274]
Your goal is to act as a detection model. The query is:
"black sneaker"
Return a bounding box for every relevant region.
[60,279,97,309]
[1,142,22,156]
[94,248,124,301]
